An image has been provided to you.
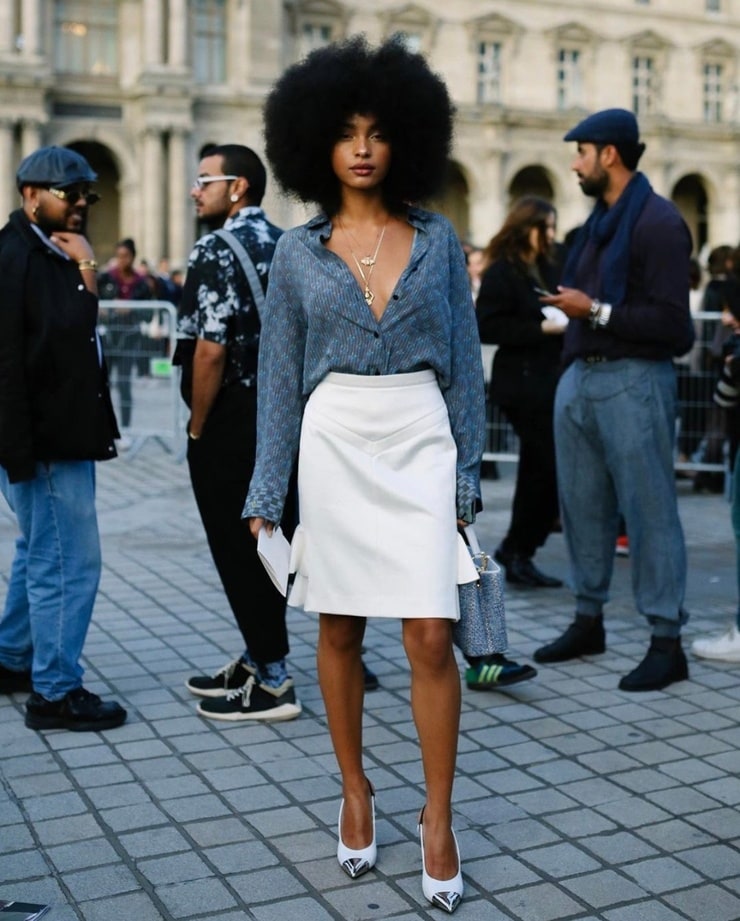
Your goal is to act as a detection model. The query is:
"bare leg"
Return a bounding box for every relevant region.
[317,612,373,849]
[403,617,460,880]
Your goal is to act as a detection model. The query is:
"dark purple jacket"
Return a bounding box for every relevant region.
[561,191,695,366]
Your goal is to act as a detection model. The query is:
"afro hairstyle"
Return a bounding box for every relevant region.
[263,35,455,216]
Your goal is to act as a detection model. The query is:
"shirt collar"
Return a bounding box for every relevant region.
[30,222,71,259]
[307,205,430,241]
[223,206,265,230]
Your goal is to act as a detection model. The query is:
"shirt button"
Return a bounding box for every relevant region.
[392,294,399,300]
[78,284,84,291]
[373,331,379,338]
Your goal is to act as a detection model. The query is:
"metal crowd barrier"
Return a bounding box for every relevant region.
[481,312,728,479]
[98,300,185,457]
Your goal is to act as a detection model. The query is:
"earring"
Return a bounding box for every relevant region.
[32,205,38,216]
[230,194,239,203]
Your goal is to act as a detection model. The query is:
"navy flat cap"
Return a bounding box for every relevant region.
[564,108,640,145]
[16,146,97,190]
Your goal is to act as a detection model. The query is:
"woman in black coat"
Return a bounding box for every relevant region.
[477,197,565,588]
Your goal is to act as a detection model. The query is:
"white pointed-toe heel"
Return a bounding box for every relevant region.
[337,782,377,879]
[418,807,463,914]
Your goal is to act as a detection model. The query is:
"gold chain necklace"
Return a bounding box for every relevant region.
[338,218,389,307]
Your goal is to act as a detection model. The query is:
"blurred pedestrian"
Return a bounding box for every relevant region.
[98,238,152,437]
[477,196,565,589]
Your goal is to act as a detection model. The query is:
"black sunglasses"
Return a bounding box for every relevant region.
[45,185,101,205]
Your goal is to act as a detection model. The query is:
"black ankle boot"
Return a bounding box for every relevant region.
[533,615,606,663]
[618,636,689,692]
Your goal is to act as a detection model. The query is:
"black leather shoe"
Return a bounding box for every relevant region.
[534,616,606,663]
[495,550,563,588]
[0,662,32,694]
[618,637,689,692]
[25,687,127,732]
[362,659,380,692]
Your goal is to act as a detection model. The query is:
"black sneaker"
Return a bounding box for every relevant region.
[186,658,256,698]
[466,654,537,690]
[197,676,302,722]
[25,688,127,732]
[0,662,32,694]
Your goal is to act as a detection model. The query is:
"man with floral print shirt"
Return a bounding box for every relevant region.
[173,144,302,722]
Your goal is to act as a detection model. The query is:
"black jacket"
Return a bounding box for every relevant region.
[0,209,119,482]
[477,256,563,411]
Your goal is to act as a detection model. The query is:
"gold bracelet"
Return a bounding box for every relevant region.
[77,259,98,271]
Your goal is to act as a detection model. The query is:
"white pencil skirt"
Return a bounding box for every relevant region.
[288,370,462,620]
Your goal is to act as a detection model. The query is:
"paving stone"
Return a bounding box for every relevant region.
[495,881,586,921]
[78,891,167,921]
[62,863,141,901]
[0,848,50,882]
[603,903,690,921]
[154,877,237,918]
[203,840,279,874]
[676,844,740,879]
[137,851,213,885]
[0,822,34,854]
[579,831,658,864]
[521,841,602,878]
[228,866,307,903]
[634,819,717,852]
[664,884,740,921]
[46,838,120,872]
[561,869,647,908]
[620,855,703,893]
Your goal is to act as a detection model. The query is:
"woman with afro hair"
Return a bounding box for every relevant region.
[244,36,485,912]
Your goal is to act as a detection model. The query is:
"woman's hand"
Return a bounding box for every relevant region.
[248,516,274,539]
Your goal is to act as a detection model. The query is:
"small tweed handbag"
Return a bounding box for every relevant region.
[453,526,508,657]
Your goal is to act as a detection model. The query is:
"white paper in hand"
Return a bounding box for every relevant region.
[541,305,569,329]
[257,526,291,596]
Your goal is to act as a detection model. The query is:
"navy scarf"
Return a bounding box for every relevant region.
[562,171,652,307]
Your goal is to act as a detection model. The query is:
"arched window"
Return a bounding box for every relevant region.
[53,0,118,76]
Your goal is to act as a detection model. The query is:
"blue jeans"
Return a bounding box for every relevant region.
[0,461,101,699]
[554,359,687,637]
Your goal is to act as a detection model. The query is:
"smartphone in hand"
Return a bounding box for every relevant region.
[534,285,555,298]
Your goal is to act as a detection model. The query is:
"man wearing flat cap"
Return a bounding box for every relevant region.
[535,109,695,691]
[0,145,127,730]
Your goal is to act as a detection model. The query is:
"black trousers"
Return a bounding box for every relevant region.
[186,385,295,665]
[498,401,559,559]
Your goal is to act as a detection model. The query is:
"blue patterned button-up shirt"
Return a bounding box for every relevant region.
[243,207,486,525]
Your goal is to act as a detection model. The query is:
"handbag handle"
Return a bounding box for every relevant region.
[462,526,490,571]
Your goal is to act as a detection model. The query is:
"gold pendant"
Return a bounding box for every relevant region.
[360,256,375,267]
[364,287,375,306]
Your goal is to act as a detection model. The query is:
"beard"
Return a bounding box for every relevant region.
[35,208,87,237]
[579,170,609,198]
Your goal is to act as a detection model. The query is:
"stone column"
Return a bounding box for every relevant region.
[20,0,40,56]
[167,128,190,266]
[142,0,164,68]
[0,120,17,221]
[168,0,188,68]
[0,0,15,54]
[20,119,42,158]
[140,128,165,261]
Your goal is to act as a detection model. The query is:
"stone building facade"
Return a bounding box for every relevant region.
[1,0,740,263]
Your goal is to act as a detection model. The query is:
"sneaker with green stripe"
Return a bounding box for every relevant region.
[465,654,537,690]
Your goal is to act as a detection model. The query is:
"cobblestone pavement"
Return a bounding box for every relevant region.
[1,438,739,921]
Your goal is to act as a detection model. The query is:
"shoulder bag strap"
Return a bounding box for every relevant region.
[213,228,266,320]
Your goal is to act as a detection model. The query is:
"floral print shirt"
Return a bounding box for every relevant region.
[177,206,282,387]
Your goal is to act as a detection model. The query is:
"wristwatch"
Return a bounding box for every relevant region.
[589,299,612,329]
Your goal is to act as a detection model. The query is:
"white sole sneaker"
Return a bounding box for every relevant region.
[691,625,740,662]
